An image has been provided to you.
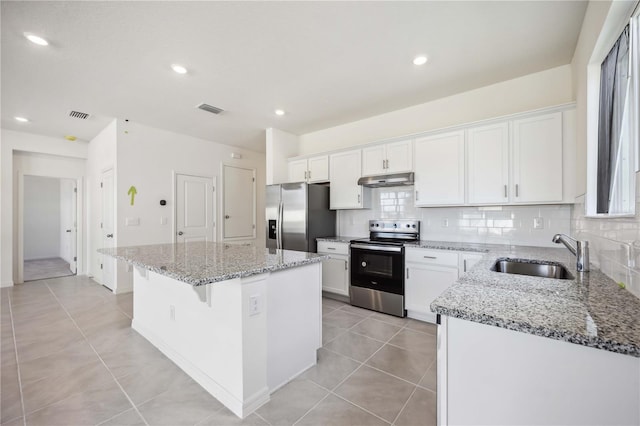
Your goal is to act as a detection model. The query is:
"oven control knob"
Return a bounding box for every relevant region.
[393,224,397,228]
[412,224,416,228]
[406,224,410,228]
[361,261,367,267]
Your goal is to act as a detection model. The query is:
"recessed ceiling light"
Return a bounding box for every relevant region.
[15,116,29,123]
[65,135,77,141]
[171,64,188,74]
[413,55,428,66]
[24,32,49,46]
[275,109,285,116]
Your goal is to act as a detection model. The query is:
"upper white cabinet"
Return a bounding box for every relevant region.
[362,139,413,176]
[467,122,510,204]
[511,112,563,203]
[288,155,329,183]
[414,131,465,206]
[330,149,371,209]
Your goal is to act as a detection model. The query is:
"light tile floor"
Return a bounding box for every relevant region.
[23,258,73,282]
[1,276,436,426]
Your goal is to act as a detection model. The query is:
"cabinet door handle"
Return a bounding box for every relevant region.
[415,191,419,201]
[406,268,409,279]
[358,194,361,204]
[327,247,336,250]
[308,170,311,180]
[345,260,348,271]
[515,184,519,197]
[504,185,507,198]
[304,171,308,180]
[463,259,467,272]
[423,255,437,259]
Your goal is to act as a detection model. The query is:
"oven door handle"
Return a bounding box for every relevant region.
[350,243,403,253]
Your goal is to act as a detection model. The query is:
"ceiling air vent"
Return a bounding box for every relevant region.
[69,110,90,120]
[197,103,224,115]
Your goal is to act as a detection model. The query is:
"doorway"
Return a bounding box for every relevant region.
[22,175,77,282]
[222,165,256,240]
[175,173,216,243]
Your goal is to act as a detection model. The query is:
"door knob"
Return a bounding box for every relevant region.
[106,234,113,238]
[66,229,72,233]
[178,231,184,236]
[225,215,230,219]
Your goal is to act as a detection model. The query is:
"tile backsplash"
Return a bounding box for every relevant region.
[337,187,571,247]
[571,172,640,299]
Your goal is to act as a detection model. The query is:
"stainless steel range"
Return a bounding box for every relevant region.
[350,220,420,317]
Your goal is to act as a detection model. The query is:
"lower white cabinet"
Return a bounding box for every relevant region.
[405,248,459,323]
[317,241,349,296]
[459,252,484,274]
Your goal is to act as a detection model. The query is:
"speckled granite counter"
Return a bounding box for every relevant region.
[316,236,359,244]
[431,245,640,357]
[99,242,326,286]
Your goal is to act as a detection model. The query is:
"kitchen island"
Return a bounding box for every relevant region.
[99,242,326,418]
[430,245,640,425]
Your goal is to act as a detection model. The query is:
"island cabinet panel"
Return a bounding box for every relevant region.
[131,263,321,419]
[438,316,640,426]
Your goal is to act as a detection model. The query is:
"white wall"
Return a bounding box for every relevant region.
[23,176,60,260]
[266,128,299,185]
[1,129,87,287]
[85,120,267,291]
[298,65,573,155]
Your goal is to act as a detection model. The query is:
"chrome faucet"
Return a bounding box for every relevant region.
[552,234,589,272]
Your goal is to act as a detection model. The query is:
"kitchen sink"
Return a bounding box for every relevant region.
[490,258,573,280]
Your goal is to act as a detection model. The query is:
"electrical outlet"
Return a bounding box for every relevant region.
[533,217,544,229]
[249,295,261,316]
[160,217,168,225]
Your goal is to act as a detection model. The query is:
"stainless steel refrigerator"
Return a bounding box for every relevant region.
[266,183,336,252]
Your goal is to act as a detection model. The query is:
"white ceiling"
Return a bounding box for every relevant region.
[1,1,588,153]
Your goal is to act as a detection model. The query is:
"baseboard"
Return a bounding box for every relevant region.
[407,310,437,324]
[132,319,270,419]
[1,281,14,288]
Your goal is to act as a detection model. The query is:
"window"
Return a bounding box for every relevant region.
[592,4,639,216]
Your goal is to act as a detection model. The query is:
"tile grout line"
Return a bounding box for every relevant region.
[390,385,418,426]
[6,291,28,426]
[43,281,150,426]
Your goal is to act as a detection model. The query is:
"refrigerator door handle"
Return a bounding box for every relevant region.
[277,201,283,249]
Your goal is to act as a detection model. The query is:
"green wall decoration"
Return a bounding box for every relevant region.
[128,186,137,206]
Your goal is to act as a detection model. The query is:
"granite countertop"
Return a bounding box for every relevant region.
[316,236,359,244]
[99,242,326,286]
[431,245,640,357]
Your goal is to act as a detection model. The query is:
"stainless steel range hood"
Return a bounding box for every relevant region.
[357,172,414,188]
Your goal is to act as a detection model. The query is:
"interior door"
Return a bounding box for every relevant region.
[176,174,215,243]
[60,178,78,274]
[101,169,115,290]
[223,165,256,239]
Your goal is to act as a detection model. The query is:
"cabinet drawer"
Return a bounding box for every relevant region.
[405,248,458,267]
[317,241,349,256]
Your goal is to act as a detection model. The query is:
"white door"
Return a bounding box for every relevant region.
[467,122,509,204]
[101,169,115,290]
[176,174,215,243]
[385,139,413,173]
[362,145,386,176]
[59,179,77,274]
[414,131,465,206]
[512,112,563,203]
[223,165,256,239]
[288,159,308,183]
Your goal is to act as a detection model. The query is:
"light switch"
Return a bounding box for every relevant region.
[125,217,140,226]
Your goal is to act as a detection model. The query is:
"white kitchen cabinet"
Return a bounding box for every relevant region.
[511,112,563,203]
[317,241,349,296]
[405,248,459,323]
[467,122,510,204]
[362,139,413,176]
[329,149,371,209]
[459,252,484,274]
[414,131,465,206]
[288,155,329,183]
